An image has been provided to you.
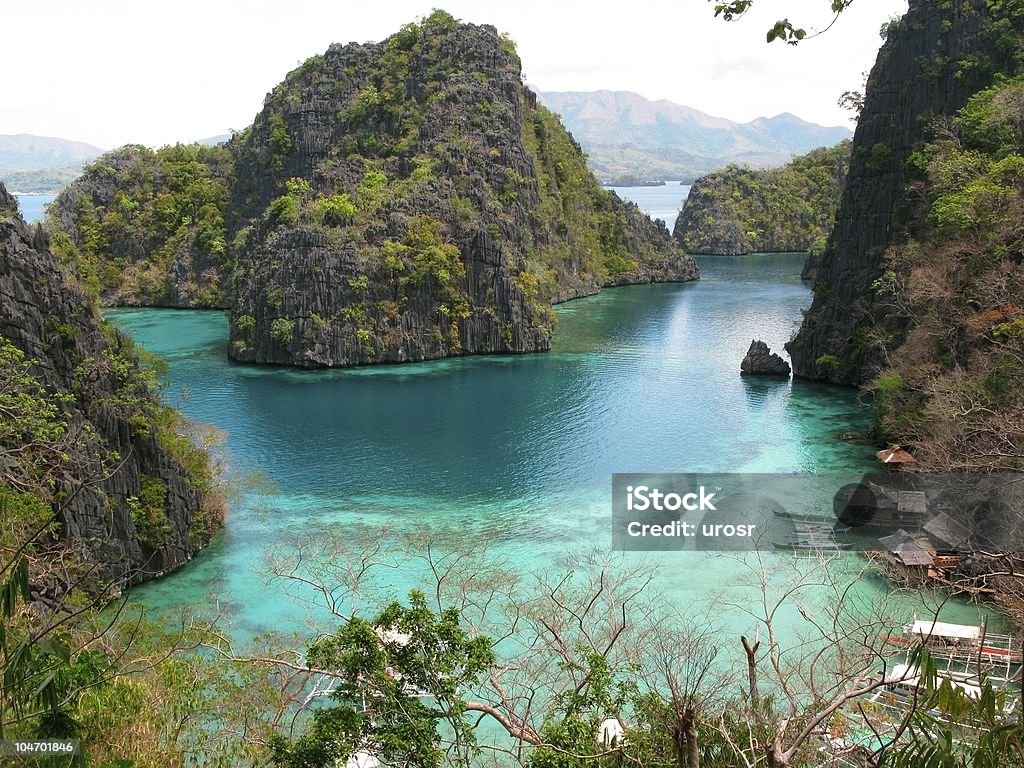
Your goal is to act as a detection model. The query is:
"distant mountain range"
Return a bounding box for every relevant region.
[0,134,104,193]
[534,90,852,184]
[1,95,851,195]
[0,133,103,170]
[196,134,232,146]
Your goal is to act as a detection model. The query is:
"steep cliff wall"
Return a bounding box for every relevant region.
[49,13,696,369]
[673,141,848,258]
[787,0,1024,384]
[48,143,234,307]
[1,183,220,589]
[226,17,695,367]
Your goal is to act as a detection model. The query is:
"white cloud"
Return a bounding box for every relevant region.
[2,0,906,149]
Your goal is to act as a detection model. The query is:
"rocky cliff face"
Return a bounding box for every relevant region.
[48,143,234,308]
[673,141,849,258]
[50,13,697,368]
[787,0,1022,384]
[1,183,219,588]
[740,340,790,377]
[227,16,695,367]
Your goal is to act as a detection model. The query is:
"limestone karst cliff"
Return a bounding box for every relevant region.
[673,141,849,260]
[50,12,697,368]
[784,0,1024,472]
[786,0,1022,385]
[1,183,220,589]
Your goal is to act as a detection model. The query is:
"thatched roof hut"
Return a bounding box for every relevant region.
[876,444,917,470]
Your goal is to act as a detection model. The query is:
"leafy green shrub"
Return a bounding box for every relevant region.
[421,9,459,30]
[349,85,382,123]
[956,76,1024,155]
[873,371,904,394]
[233,225,253,251]
[232,314,256,334]
[357,171,389,213]
[815,354,840,372]
[993,318,1024,338]
[404,216,464,292]
[128,475,170,548]
[868,142,892,171]
[270,318,294,346]
[267,194,299,225]
[285,177,312,197]
[311,194,357,225]
[268,113,292,169]
[310,313,330,333]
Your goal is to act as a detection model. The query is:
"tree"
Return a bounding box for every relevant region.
[228,527,1020,768]
[710,1,855,44]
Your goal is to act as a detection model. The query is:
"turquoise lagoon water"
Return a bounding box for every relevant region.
[607,183,690,233]
[108,254,997,642]
[14,193,56,224]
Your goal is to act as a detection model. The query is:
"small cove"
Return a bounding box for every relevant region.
[108,253,999,641]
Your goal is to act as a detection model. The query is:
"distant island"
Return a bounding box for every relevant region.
[674,141,850,264]
[48,12,697,369]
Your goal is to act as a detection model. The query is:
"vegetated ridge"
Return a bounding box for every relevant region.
[787,0,1024,474]
[672,140,850,264]
[536,89,852,184]
[0,183,221,592]
[48,12,697,368]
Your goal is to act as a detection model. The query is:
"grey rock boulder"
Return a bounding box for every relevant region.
[741,340,791,377]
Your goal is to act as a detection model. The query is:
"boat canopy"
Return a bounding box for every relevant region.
[908,620,981,642]
[883,663,982,699]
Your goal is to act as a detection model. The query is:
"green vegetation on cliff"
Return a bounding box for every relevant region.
[773,0,1024,472]
[868,76,1024,470]
[50,143,234,306]
[673,140,849,257]
[1,183,223,584]
[788,0,1024,387]
[48,11,695,369]
[1,181,227,760]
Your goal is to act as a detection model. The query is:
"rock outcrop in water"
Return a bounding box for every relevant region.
[49,12,697,368]
[740,340,791,377]
[1,182,220,588]
[786,0,1024,385]
[674,141,849,261]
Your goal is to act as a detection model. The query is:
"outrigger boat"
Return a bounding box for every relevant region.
[773,509,838,525]
[772,535,853,551]
[882,619,1024,668]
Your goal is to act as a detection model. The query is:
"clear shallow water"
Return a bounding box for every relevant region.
[108,254,996,639]
[13,193,56,224]
[609,183,690,233]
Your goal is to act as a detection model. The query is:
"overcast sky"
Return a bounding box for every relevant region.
[4,0,907,150]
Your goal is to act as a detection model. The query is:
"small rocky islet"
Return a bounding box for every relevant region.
[739,339,791,377]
